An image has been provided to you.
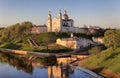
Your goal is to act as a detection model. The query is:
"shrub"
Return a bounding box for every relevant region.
[89,46,105,55]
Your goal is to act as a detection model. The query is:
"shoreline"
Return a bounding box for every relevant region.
[0,47,104,78]
[0,48,28,55]
[70,59,104,78]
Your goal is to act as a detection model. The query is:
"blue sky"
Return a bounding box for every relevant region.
[0,0,120,28]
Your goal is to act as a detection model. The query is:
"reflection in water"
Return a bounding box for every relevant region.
[0,52,33,74]
[48,64,74,78]
[0,52,94,78]
[0,52,57,75]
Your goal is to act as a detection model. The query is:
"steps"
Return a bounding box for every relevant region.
[28,38,39,47]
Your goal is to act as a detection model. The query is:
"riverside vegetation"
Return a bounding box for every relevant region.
[79,29,120,78]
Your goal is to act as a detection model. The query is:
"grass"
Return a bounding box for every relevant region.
[0,42,72,53]
[79,47,120,78]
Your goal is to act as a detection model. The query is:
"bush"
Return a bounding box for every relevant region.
[89,46,105,55]
[56,32,70,38]
[1,43,21,49]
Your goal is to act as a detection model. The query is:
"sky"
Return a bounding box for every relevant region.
[0,0,120,28]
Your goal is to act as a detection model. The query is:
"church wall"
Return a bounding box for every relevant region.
[61,20,75,32]
[62,20,73,27]
[48,66,62,78]
[61,27,69,32]
[47,20,52,32]
[69,26,75,32]
[67,21,73,27]
[61,26,75,32]
[52,18,61,32]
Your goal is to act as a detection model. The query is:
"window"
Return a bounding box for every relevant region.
[71,23,73,26]
[66,23,68,26]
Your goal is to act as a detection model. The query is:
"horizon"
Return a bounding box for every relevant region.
[0,0,120,28]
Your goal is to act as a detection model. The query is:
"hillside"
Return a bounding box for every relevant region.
[79,47,120,78]
[0,26,71,53]
[0,21,94,53]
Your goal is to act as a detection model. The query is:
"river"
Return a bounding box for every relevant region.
[0,52,103,78]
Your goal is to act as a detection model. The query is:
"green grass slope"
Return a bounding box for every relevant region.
[79,47,120,78]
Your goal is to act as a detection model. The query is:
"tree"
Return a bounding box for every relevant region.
[21,21,33,34]
[103,29,120,48]
[0,21,33,42]
[92,29,105,37]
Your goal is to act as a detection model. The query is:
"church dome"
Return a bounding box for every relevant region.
[63,14,68,19]
[62,10,69,20]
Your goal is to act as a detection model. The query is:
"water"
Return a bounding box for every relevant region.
[0,52,97,78]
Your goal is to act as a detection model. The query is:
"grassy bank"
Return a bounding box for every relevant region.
[0,42,72,53]
[79,47,120,78]
[0,31,73,53]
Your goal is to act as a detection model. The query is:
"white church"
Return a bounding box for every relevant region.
[47,10,75,32]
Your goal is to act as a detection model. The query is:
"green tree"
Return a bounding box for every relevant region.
[0,21,33,43]
[103,29,120,48]
[21,21,33,34]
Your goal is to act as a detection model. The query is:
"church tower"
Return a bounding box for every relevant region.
[47,11,52,32]
[57,9,62,32]
[58,9,62,19]
[62,10,69,20]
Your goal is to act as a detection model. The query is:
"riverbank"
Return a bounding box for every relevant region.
[0,47,104,78]
[78,47,120,78]
[0,51,103,78]
[0,48,28,54]
[0,42,73,53]
[56,55,103,78]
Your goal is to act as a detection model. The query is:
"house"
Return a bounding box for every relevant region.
[56,34,94,49]
[74,27,88,33]
[0,27,4,30]
[92,36,104,44]
[31,25,47,34]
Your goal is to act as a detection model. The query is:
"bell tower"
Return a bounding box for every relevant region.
[57,9,62,32]
[62,10,69,20]
[58,9,62,19]
[47,10,52,32]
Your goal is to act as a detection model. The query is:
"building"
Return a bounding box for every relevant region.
[31,25,47,34]
[75,25,103,34]
[56,34,94,49]
[92,36,104,44]
[84,25,102,30]
[48,66,62,78]
[48,65,74,78]
[0,27,4,30]
[75,27,89,33]
[47,10,75,33]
